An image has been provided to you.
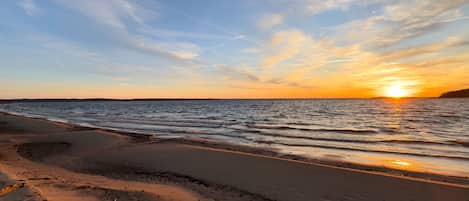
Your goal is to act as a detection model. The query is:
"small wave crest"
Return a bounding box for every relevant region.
[245,124,378,134]
[252,139,469,161]
[449,140,469,147]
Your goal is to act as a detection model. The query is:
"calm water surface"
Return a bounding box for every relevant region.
[1,99,468,176]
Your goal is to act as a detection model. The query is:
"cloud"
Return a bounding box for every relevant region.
[376,37,469,62]
[258,14,284,30]
[232,35,247,40]
[303,0,384,15]
[95,64,161,77]
[28,34,100,62]
[24,33,193,83]
[126,37,200,60]
[380,0,468,44]
[217,65,259,82]
[241,48,262,54]
[438,15,469,23]
[260,29,354,74]
[305,0,355,15]
[262,30,309,69]
[18,0,41,16]
[53,0,200,64]
[120,35,201,65]
[212,29,336,89]
[138,26,229,40]
[398,53,469,69]
[266,77,314,88]
[337,0,469,49]
[53,0,154,30]
[213,64,315,89]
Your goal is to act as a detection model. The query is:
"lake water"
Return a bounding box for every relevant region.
[1,99,468,177]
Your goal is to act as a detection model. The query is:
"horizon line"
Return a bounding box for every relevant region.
[0,97,441,102]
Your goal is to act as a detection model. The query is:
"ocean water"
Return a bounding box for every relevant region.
[1,99,469,177]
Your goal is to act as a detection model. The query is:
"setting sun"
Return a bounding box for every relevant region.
[385,85,408,98]
[381,80,418,98]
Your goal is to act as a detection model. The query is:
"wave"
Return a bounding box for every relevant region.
[83,120,462,149]
[437,114,464,119]
[45,117,69,124]
[94,122,455,150]
[449,140,469,148]
[245,124,378,134]
[285,122,323,126]
[232,128,456,146]
[116,120,224,129]
[381,139,453,146]
[253,139,469,161]
[93,122,252,142]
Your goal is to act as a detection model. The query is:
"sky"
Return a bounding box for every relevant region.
[1,0,468,99]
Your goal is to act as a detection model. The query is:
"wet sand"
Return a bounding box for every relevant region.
[1,112,469,201]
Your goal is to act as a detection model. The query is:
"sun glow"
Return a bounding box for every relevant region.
[382,81,415,98]
[385,85,407,98]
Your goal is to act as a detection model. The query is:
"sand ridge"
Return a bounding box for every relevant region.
[0,139,201,201]
[0,114,203,201]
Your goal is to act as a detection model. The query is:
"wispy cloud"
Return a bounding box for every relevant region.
[261,30,309,69]
[23,32,194,84]
[241,48,262,54]
[53,0,154,30]
[126,37,200,60]
[305,0,355,15]
[212,29,333,89]
[295,0,383,16]
[217,65,259,82]
[213,64,315,90]
[258,13,284,30]
[337,0,469,49]
[138,26,229,40]
[376,37,469,62]
[28,34,100,62]
[399,54,469,69]
[18,0,41,16]
[53,0,199,65]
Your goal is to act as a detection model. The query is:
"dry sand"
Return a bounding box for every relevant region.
[1,112,469,201]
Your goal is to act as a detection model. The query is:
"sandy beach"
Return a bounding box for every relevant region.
[1,112,469,201]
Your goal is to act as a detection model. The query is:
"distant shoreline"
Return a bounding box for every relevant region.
[440,88,469,98]
[0,98,219,103]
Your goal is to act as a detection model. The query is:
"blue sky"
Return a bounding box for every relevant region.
[1,0,469,98]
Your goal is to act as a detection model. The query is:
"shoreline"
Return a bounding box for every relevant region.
[2,111,468,187]
[1,112,469,200]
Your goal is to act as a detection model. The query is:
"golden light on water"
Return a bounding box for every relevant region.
[391,160,411,167]
[386,159,417,171]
